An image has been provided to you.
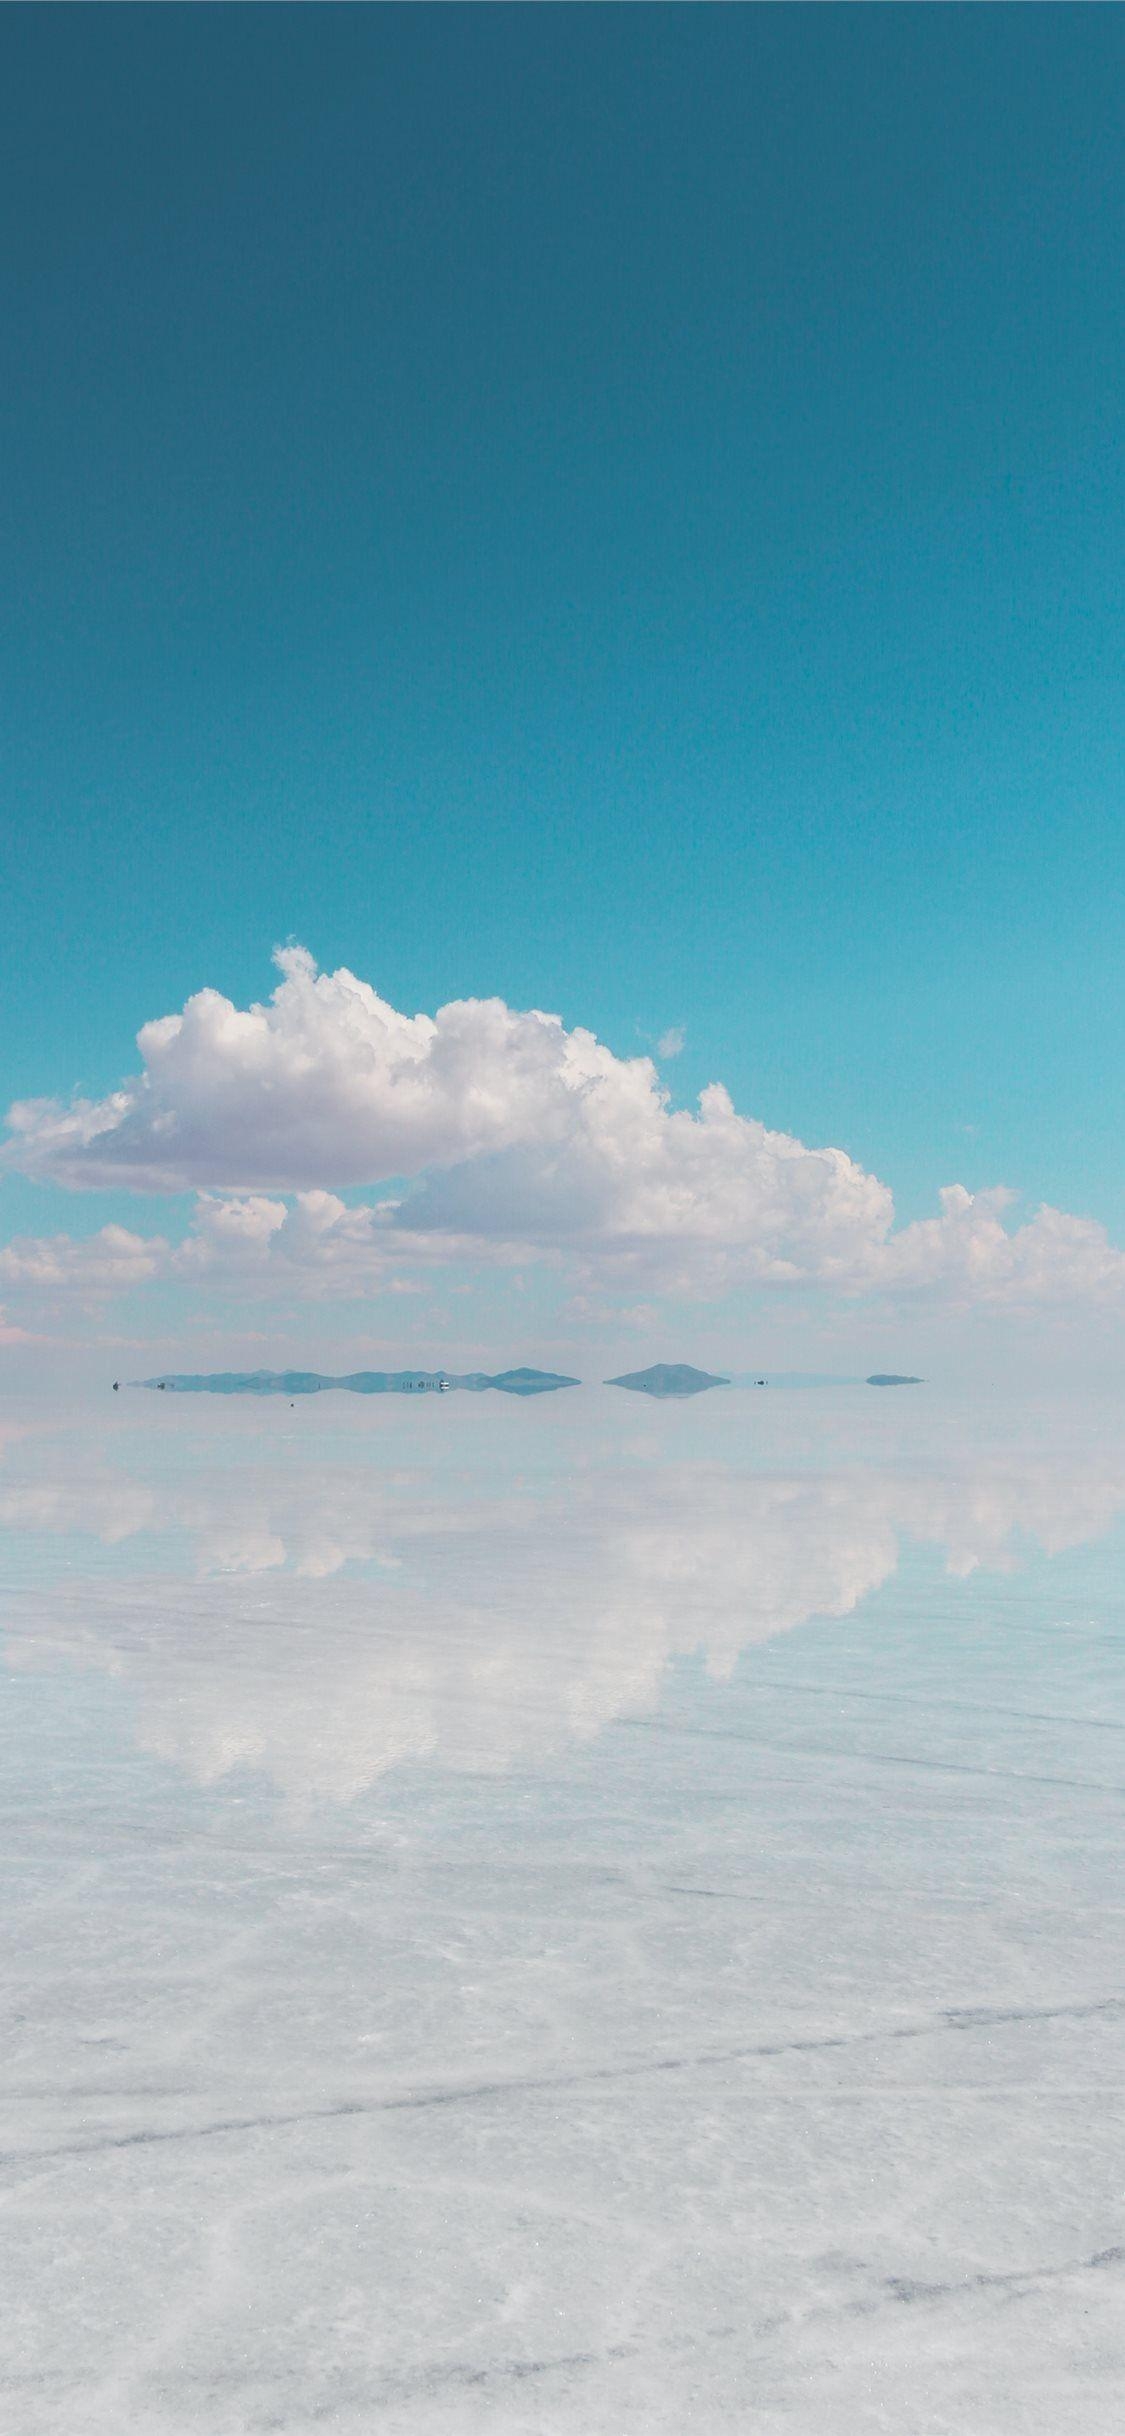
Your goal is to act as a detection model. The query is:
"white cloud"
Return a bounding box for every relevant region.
[2,948,1124,1313]
[0,946,895,1290]
[0,1305,40,1345]
[0,1223,170,1296]
[6,1174,1122,1323]
[0,1194,400,1307]
[5,945,651,1196]
[879,1186,1125,1310]
[656,1025,685,1058]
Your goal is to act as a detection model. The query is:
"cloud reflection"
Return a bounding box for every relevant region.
[3,1413,1124,1804]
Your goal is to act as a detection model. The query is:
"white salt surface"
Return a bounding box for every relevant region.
[2,1387,1124,2432]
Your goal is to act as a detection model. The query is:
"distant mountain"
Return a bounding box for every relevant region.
[484,1369,580,1396]
[139,1368,579,1397]
[605,1363,729,1398]
[866,1374,923,1387]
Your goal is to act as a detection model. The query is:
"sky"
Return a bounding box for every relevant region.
[2,7,1124,1382]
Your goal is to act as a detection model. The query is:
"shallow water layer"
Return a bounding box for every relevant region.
[2,1387,1124,2433]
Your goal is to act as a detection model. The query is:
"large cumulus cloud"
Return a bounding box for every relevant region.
[4,945,669,1194]
[3,947,1124,1308]
[2,945,893,1290]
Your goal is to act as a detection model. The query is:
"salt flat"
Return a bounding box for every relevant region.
[2,1387,1124,2433]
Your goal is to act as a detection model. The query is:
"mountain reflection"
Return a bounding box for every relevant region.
[3,1403,1124,1803]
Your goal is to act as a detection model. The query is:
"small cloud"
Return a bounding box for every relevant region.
[0,1306,43,1344]
[620,1301,661,1332]
[657,1026,686,1059]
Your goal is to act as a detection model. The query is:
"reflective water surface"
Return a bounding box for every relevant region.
[3,1388,1124,2431]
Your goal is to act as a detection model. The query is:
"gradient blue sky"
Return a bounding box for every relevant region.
[2,8,1123,1368]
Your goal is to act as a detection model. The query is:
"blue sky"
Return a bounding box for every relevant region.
[2,9,1124,1371]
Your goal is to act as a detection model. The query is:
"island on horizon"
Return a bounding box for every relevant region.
[138,1367,579,1398]
[866,1373,924,1387]
[605,1363,730,1398]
